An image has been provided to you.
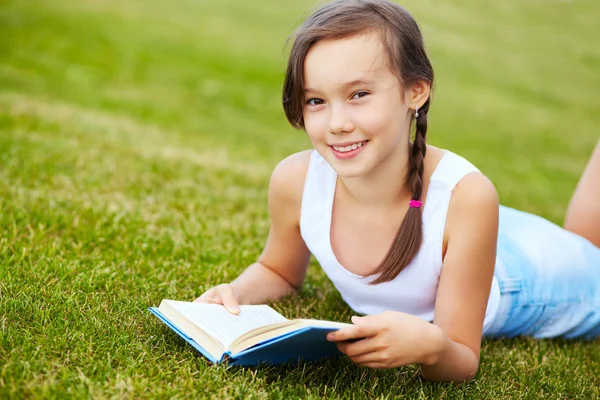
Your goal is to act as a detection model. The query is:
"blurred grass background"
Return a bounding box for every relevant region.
[1,0,599,398]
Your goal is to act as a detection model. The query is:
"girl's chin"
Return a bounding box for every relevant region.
[330,159,373,179]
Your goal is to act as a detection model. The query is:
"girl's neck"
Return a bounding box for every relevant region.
[337,141,412,207]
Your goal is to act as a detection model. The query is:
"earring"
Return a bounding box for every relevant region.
[414,106,419,118]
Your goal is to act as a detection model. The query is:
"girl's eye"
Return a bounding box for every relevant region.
[351,91,369,99]
[306,98,325,106]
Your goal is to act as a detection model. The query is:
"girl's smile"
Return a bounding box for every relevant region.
[330,140,369,160]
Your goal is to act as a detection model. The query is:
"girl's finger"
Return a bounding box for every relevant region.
[194,289,217,303]
[337,338,377,358]
[217,286,240,314]
[203,296,224,305]
[327,323,377,342]
[350,352,383,365]
[358,362,388,369]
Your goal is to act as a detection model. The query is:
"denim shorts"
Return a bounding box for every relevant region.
[484,206,600,339]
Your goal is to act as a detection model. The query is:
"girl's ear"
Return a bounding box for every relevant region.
[409,79,431,110]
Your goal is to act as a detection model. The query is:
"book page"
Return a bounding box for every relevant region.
[165,301,288,349]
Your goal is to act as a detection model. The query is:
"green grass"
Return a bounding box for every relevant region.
[1,0,599,398]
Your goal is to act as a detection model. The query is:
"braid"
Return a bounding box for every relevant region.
[370,99,429,284]
[410,100,429,200]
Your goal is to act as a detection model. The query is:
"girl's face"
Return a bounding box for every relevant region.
[303,32,412,178]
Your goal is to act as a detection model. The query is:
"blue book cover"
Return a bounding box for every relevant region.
[149,303,350,366]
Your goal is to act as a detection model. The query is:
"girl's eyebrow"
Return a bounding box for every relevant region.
[338,78,376,90]
[304,78,376,94]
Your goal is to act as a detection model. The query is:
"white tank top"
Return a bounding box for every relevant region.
[299,150,501,332]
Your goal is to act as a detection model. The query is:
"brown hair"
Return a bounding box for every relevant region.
[282,0,434,284]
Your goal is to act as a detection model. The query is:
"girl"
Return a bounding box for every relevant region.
[195,0,600,382]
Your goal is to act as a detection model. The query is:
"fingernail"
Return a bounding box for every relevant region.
[326,333,335,341]
[351,316,362,323]
[228,307,240,314]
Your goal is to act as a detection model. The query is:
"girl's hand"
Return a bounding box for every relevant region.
[194,284,241,315]
[326,311,447,369]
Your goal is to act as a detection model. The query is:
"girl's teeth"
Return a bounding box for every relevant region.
[334,141,365,153]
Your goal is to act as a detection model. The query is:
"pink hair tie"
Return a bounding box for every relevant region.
[409,200,422,208]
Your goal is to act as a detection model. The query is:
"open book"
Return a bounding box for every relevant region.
[149,299,351,366]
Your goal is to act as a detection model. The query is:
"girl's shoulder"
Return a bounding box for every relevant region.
[439,149,499,255]
[427,146,498,211]
[270,150,312,187]
[425,146,499,253]
[267,150,312,214]
[426,146,495,193]
[426,146,480,184]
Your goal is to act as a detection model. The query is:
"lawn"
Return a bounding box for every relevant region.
[1,0,599,398]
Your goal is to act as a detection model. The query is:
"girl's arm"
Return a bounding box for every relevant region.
[327,172,498,382]
[420,172,499,381]
[196,151,313,306]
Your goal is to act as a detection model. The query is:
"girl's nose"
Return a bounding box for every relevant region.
[328,104,354,135]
